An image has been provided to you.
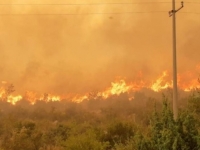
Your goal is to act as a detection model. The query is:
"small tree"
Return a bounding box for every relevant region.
[102,121,135,148]
[1,84,15,101]
[149,97,199,150]
[63,129,109,150]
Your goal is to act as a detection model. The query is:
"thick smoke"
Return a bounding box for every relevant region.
[0,0,199,95]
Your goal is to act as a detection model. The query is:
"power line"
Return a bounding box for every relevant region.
[0,2,199,6]
[0,2,172,6]
[180,12,200,14]
[185,2,200,4]
[0,11,170,16]
[0,11,199,16]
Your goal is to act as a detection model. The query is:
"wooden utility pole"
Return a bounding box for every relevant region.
[169,1,184,120]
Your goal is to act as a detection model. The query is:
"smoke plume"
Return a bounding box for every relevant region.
[0,0,199,95]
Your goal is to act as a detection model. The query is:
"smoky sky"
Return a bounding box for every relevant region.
[0,0,199,94]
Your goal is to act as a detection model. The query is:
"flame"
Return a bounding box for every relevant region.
[177,65,200,91]
[72,80,133,103]
[0,88,5,97]
[7,95,22,105]
[72,95,89,103]
[151,71,172,92]
[0,68,200,105]
[23,91,61,105]
[23,91,38,105]
[101,80,132,99]
[0,86,22,105]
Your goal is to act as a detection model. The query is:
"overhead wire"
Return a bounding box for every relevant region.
[0,11,169,16]
[0,1,199,5]
[0,1,197,5]
[0,2,172,6]
[0,2,170,16]
[0,11,199,16]
[0,1,199,16]
[180,12,200,14]
[185,2,200,4]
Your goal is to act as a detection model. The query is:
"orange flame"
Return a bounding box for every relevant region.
[7,95,22,105]
[178,74,200,92]
[151,71,172,92]
[101,80,132,99]
[0,68,200,105]
[72,80,133,103]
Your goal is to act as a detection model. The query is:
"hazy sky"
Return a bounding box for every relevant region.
[0,0,199,95]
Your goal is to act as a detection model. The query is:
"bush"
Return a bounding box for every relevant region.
[63,129,109,150]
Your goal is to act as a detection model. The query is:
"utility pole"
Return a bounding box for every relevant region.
[169,1,184,120]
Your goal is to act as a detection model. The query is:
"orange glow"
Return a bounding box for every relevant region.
[0,0,199,105]
[178,76,200,92]
[0,70,200,105]
[24,91,38,105]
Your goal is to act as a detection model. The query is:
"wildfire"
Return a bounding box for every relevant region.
[151,71,172,92]
[7,95,22,105]
[23,91,61,105]
[72,80,133,103]
[101,80,132,99]
[0,69,200,105]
